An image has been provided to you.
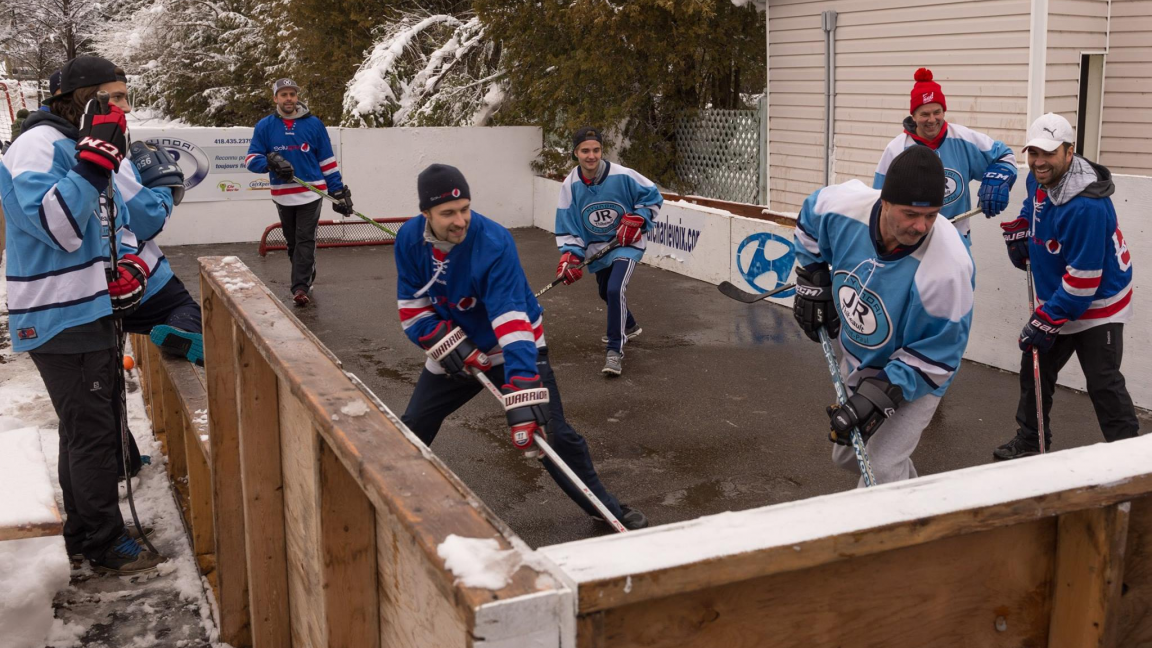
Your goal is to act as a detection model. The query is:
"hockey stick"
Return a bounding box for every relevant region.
[717,281,796,304]
[1026,261,1046,455]
[469,368,628,533]
[535,242,622,298]
[950,206,982,225]
[98,91,160,555]
[818,328,878,487]
[291,177,398,236]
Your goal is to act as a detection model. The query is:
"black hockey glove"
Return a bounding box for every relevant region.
[129,141,186,205]
[826,377,904,446]
[266,151,295,181]
[793,263,840,342]
[502,375,549,458]
[418,321,492,382]
[329,186,354,215]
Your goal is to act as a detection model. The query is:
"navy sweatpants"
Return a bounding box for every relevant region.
[595,258,638,354]
[122,275,202,335]
[400,349,623,519]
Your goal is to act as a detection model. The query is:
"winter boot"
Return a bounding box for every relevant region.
[91,533,166,575]
[71,525,155,566]
[602,350,623,377]
[602,325,643,344]
[992,432,1051,461]
[150,325,204,366]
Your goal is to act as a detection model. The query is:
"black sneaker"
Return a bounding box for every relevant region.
[593,504,649,530]
[992,433,1051,461]
[91,533,166,575]
[71,525,155,564]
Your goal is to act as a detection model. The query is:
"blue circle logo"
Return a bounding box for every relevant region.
[581,200,625,235]
[736,232,795,297]
[835,271,891,348]
[943,167,964,207]
[146,137,210,192]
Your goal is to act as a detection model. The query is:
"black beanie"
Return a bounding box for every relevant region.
[418,164,470,211]
[879,145,945,208]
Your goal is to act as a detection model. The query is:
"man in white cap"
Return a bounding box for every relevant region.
[993,113,1139,460]
[245,78,352,306]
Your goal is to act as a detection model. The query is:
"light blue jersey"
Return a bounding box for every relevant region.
[555,161,663,273]
[794,180,975,401]
[115,158,175,302]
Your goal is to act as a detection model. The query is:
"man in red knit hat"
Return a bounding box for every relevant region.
[874,68,1018,240]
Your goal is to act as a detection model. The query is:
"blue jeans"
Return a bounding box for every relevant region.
[596,258,638,353]
[400,349,623,518]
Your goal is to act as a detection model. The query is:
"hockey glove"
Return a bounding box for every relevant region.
[793,263,840,342]
[1019,309,1067,352]
[419,321,492,381]
[615,213,645,246]
[826,376,904,446]
[129,141,186,205]
[329,186,354,215]
[107,254,150,315]
[1000,218,1030,271]
[556,251,584,285]
[977,162,1017,217]
[266,152,295,181]
[501,375,549,458]
[76,100,127,172]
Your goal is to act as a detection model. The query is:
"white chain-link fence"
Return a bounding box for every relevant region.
[674,97,766,204]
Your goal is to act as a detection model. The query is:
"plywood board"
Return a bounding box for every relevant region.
[1048,503,1130,648]
[1117,495,1152,645]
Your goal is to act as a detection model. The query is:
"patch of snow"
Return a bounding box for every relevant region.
[0,427,58,530]
[0,536,70,648]
[340,400,370,417]
[221,256,241,265]
[437,534,522,590]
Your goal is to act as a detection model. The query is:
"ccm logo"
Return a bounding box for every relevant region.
[79,137,122,159]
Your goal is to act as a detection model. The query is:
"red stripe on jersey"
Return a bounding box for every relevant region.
[1081,289,1132,319]
[398,306,434,320]
[533,323,544,340]
[321,161,338,172]
[494,319,534,339]
[271,183,326,196]
[1063,273,1102,290]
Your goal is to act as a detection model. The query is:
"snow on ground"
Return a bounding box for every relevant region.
[0,262,227,647]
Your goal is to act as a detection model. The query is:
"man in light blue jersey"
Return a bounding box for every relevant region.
[794,146,975,486]
[553,127,663,377]
[875,68,1017,240]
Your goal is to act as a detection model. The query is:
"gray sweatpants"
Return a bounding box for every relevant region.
[832,393,941,488]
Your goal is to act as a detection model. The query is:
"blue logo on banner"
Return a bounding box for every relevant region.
[146,137,210,191]
[736,232,795,297]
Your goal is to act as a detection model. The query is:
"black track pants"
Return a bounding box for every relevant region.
[275,199,323,294]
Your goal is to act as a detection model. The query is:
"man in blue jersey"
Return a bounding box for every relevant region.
[1,55,167,573]
[245,78,352,307]
[993,113,1140,460]
[875,68,1018,239]
[395,164,648,530]
[554,127,664,376]
[794,146,975,487]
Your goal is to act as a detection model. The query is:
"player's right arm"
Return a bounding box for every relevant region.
[1,143,107,253]
[554,174,587,258]
[244,120,270,174]
[792,188,839,342]
[394,234,442,346]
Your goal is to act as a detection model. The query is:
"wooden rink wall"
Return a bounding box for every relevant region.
[135,256,1152,648]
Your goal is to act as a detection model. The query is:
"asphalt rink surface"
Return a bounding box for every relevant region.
[166,227,1148,548]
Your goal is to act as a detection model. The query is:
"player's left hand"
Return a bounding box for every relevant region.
[1019,309,1066,352]
[556,251,584,285]
[615,213,645,246]
[502,375,549,458]
[978,162,1017,217]
[826,377,904,446]
[330,186,353,215]
[108,254,150,315]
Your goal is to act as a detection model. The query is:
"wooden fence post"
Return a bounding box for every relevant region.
[1049,502,1131,648]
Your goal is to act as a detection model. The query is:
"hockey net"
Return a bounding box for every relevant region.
[0,79,41,142]
[258,217,411,256]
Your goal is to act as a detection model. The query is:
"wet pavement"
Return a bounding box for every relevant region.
[165,228,1148,548]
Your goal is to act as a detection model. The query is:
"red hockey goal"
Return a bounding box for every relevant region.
[258,217,410,256]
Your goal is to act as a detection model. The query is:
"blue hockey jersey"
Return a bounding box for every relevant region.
[874,119,1016,236]
[245,105,343,206]
[115,155,175,302]
[1,111,172,352]
[1020,156,1132,334]
[555,161,664,273]
[795,180,975,401]
[395,212,545,381]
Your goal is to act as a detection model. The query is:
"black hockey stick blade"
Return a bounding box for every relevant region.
[717,281,796,304]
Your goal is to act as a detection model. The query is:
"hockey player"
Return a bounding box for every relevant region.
[396,164,648,530]
[553,127,664,376]
[993,113,1140,460]
[0,55,166,573]
[874,68,1018,239]
[245,78,352,307]
[793,146,975,487]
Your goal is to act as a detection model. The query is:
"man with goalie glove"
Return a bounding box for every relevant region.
[793,146,975,487]
[395,164,648,530]
[554,127,664,377]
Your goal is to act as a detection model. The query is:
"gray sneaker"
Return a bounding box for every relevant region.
[602,350,623,376]
[602,325,643,344]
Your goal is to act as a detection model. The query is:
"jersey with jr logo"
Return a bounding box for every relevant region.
[555,161,664,273]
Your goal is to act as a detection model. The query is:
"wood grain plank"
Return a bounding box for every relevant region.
[182,409,215,559]
[1048,503,1130,648]
[1117,495,1152,645]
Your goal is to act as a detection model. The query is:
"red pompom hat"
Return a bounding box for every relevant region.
[909,68,946,114]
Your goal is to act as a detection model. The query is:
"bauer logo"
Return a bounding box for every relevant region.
[943,167,963,207]
[582,201,625,235]
[835,272,892,348]
[736,232,796,298]
[146,137,210,192]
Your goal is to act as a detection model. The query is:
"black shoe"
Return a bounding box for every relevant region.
[992,433,1051,461]
[91,533,166,575]
[594,504,649,530]
[72,525,156,564]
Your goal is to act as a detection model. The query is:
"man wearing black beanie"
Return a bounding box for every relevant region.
[791,146,975,487]
[392,164,649,530]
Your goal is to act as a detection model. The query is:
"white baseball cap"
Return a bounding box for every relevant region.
[1024,113,1074,153]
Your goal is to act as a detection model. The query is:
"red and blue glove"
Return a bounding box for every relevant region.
[107,254,150,314]
[556,251,584,285]
[501,375,549,457]
[1020,309,1067,352]
[76,100,127,172]
[978,162,1017,217]
[1000,218,1030,271]
[418,321,492,381]
[615,213,645,246]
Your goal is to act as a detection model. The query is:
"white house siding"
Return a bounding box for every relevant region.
[1099,0,1152,175]
[1044,0,1109,127]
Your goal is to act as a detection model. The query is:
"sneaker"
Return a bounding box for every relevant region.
[91,533,165,575]
[602,325,643,344]
[593,504,649,530]
[150,325,203,366]
[292,289,310,307]
[992,433,1051,461]
[602,350,623,377]
[71,525,155,564]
